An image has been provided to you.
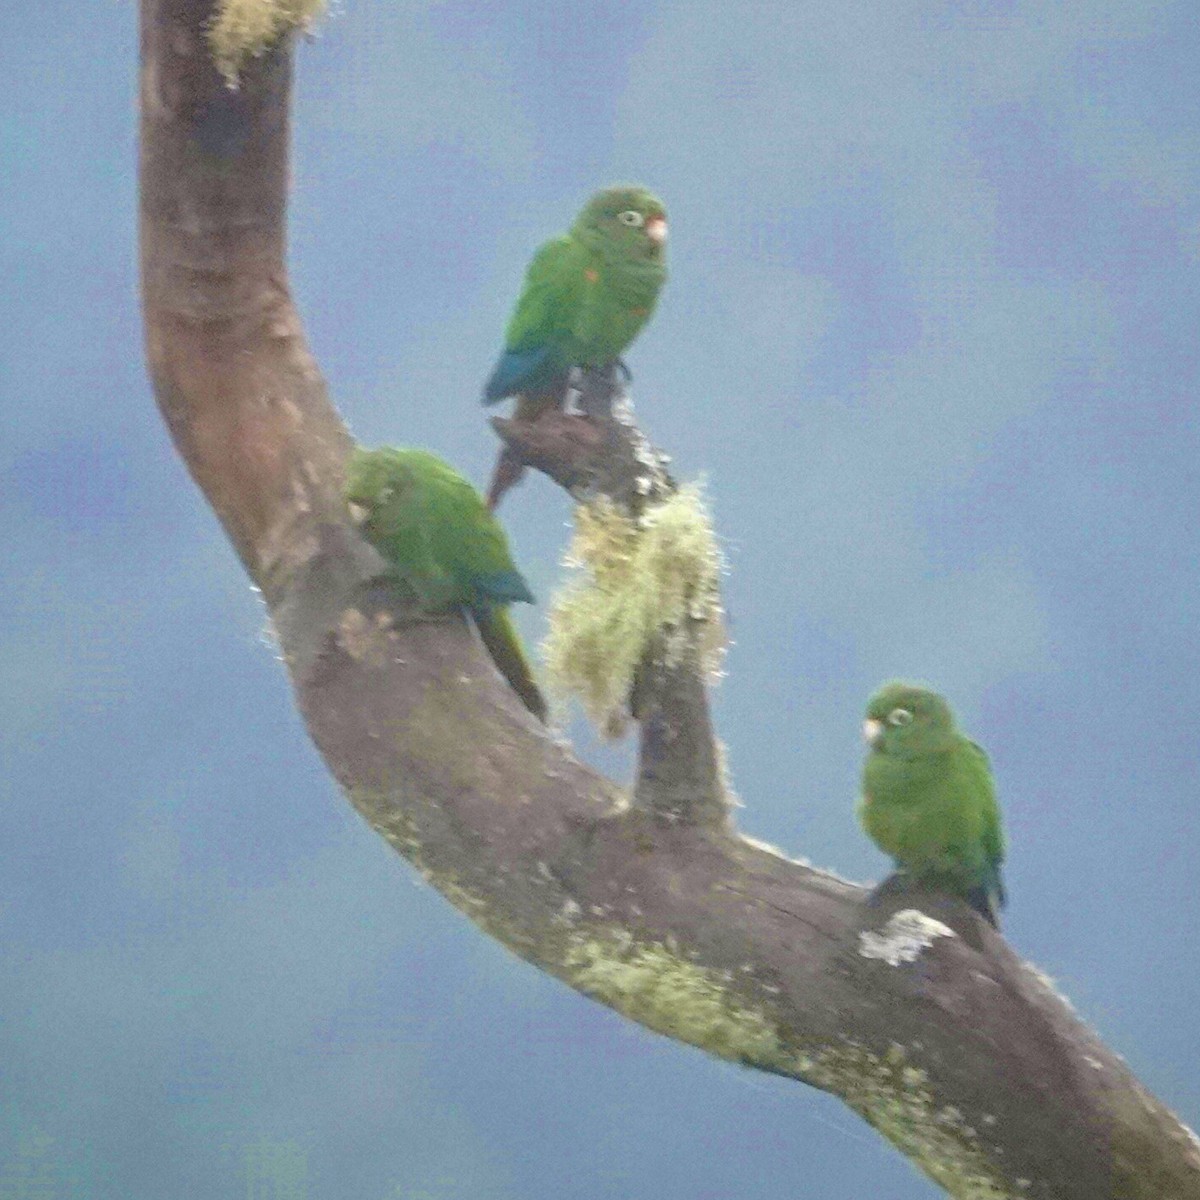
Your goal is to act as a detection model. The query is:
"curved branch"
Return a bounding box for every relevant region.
[138,5,1200,1197]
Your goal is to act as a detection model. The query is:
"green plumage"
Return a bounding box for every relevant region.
[482,185,668,508]
[344,447,546,722]
[858,682,1006,926]
[484,185,668,402]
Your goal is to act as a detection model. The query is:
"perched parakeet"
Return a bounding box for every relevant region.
[344,446,547,722]
[482,185,668,507]
[858,683,1006,927]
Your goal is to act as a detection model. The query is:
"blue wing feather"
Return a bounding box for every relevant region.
[482,345,565,404]
[473,570,536,607]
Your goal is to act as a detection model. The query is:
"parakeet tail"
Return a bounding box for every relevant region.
[473,605,547,723]
[484,390,566,510]
[486,447,527,511]
[483,346,561,404]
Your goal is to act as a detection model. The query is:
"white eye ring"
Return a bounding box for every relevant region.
[887,708,913,727]
[617,209,645,227]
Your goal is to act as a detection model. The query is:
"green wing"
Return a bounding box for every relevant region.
[504,235,588,354]
[348,447,544,720]
[415,459,543,718]
[965,740,1005,870]
[417,456,534,608]
[569,261,664,364]
[963,740,1006,919]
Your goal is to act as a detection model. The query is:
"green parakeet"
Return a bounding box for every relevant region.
[859,683,1006,927]
[482,185,668,507]
[344,446,547,722]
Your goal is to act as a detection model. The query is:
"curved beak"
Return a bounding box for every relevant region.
[645,216,667,245]
[862,718,884,748]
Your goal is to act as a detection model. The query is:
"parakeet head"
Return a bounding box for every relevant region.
[345,446,426,537]
[574,185,668,261]
[862,682,958,759]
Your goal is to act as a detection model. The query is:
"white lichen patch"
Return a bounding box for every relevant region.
[859,909,957,967]
[207,0,328,87]
[543,486,727,738]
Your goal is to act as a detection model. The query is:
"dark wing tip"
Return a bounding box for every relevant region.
[477,570,535,607]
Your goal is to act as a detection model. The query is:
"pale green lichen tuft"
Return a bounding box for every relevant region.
[207,0,328,88]
[563,927,1020,1199]
[806,1042,1023,1199]
[543,486,727,738]
[347,788,504,939]
[563,930,785,1065]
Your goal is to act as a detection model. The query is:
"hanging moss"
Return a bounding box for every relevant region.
[207,0,327,87]
[543,486,727,737]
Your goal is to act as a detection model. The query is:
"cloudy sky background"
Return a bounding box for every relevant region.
[3,1,1199,1196]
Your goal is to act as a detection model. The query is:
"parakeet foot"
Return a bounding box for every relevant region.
[574,363,625,421]
[563,368,585,417]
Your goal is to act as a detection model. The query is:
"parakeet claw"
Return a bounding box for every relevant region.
[563,380,585,418]
[573,363,626,421]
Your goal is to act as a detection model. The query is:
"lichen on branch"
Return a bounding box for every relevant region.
[207,0,327,86]
[562,928,1020,1200]
[542,485,727,737]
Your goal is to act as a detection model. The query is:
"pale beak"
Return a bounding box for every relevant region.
[862,718,884,748]
[347,501,368,525]
[646,216,667,244]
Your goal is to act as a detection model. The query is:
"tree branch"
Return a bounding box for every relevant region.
[138,4,1200,1197]
[493,378,728,829]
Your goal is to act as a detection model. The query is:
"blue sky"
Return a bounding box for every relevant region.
[2,1,1198,1196]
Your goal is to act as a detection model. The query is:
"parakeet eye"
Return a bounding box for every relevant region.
[617,210,645,227]
[887,708,913,727]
